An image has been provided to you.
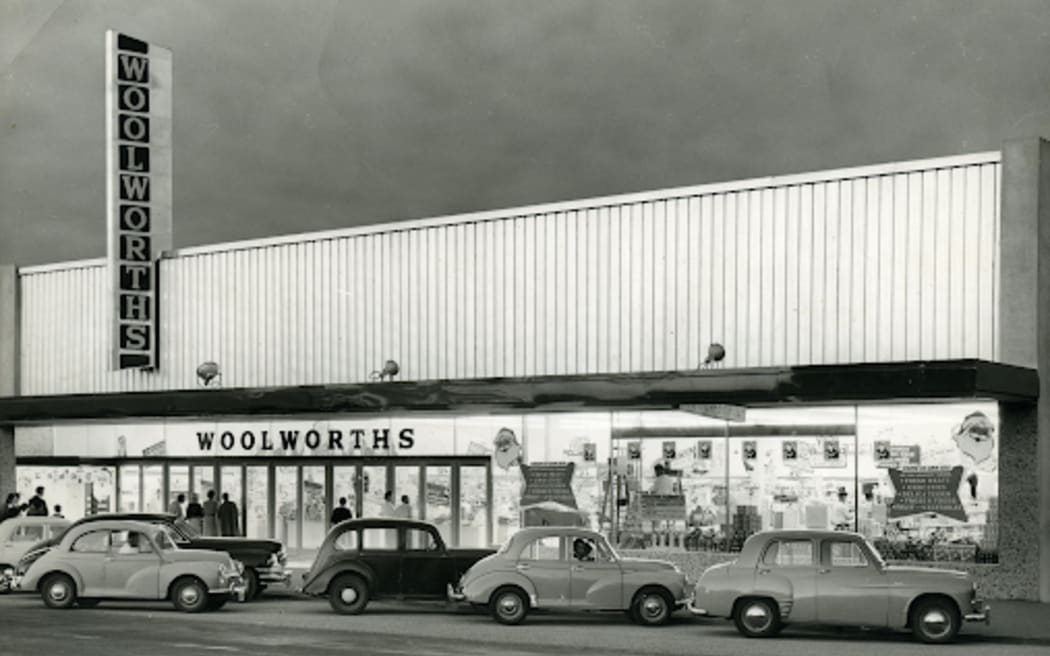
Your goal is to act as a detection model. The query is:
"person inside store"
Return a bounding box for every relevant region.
[381,491,397,517]
[202,490,220,536]
[395,495,413,519]
[651,463,677,495]
[831,486,855,531]
[51,504,64,518]
[26,486,48,516]
[330,497,353,525]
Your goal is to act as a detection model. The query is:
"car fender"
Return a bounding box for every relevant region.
[462,571,537,606]
[309,562,376,596]
[161,561,221,593]
[32,566,84,595]
[622,571,685,608]
[741,571,795,619]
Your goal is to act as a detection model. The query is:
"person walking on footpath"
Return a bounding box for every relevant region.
[330,497,353,525]
[202,490,220,536]
[186,493,204,533]
[218,492,240,536]
[26,486,48,516]
[168,493,186,521]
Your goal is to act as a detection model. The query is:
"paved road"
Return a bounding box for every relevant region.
[2,593,1046,656]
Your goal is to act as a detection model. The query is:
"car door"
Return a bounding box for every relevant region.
[65,530,110,596]
[568,535,623,609]
[400,526,450,598]
[104,530,161,598]
[815,538,889,627]
[360,527,401,597]
[515,535,570,608]
[757,538,819,622]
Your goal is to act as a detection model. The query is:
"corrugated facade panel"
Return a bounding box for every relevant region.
[18,156,1002,395]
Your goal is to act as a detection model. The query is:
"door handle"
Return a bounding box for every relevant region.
[819,568,831,574]
[515,563,530,571]
[758,569,771,575]
[571,565,584,572]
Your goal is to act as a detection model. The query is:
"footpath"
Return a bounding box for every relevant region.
[972,600,1050,642]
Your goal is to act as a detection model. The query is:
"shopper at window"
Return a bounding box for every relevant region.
[26,486,48,516]
[202,490,220,536]
[51,504,64,518]
[168,493,186,521]
[186,493,204,532]
[831,487,855,531]
[330,497,353,525]
[395,495,413,519]
[651,464,676,495]
[218,492,240,536]
[381,491,397,517]
[1,492,23,523]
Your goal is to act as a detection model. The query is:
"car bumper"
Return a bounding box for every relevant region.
[964,602,991,625]
[686,597,710,617]
[213,576,248,602]
[447,583,466,603]
[256,564,292,585]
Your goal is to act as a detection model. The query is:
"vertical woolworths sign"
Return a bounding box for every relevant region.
[106,31,173,370]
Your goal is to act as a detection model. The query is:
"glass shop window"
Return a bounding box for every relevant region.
[763,540,814,567]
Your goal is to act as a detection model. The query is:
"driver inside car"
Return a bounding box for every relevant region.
[573,538,595,562]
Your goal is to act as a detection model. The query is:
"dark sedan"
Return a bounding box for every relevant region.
[301,518,494,614]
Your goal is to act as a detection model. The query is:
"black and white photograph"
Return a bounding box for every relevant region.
[3,1,1050,654]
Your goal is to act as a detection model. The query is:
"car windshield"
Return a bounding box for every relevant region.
[596,535,620,562]
[154,527,180,551]
[863,538,887,569]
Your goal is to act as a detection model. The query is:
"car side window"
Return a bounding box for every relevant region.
[71,530,110,553]
[334,529,359,552]
[404,528,440,551]
[519,536,562,561]
[762,539,813,566]
[361,528,398,551]
[13,525,45,542]
[110,530,154,555]
[571,537,604,562]
[826,540,868,567]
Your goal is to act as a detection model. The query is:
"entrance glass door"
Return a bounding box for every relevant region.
[361,466,387,518]
[169,466,189,515]
[245,466,269,539]
[142,465,164,513]
[459,465,490,548]
[395,466,421,520]
[425,466,453,546]
[118,465,140,512]
[332,466,358,525]
[220,466,243,536]
[302,466,327,549]
[275,466,299,550]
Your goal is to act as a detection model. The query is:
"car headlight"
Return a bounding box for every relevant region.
[2,568,13,578]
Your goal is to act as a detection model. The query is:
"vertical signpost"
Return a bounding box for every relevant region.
[106,31,172,370]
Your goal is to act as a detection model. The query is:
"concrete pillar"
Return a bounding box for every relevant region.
[1000,138,1050,601]
[0,264,16,498]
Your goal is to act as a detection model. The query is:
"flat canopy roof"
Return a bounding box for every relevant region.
[0,359,1037,425]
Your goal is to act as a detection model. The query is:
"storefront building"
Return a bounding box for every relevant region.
[2,139,1050,601]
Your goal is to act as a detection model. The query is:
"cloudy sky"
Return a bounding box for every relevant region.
[3,0,1050,266]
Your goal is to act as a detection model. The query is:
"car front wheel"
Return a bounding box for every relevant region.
[733,597,782,638]
[910,597,960,644]
[328,574,369,615]
[41,573,77,610]
[490,587,528,625]
[631,588,672,626]
[171,577,209,613]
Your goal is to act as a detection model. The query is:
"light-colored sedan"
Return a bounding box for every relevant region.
[689,529,990,643]
[0,516,71,592]
[450,527,689,626]
[15,519,246,612]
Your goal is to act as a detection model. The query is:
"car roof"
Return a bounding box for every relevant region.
[747,529,866,542]
[331,518,439,531]
[507,527,601,541]
[72,513,176,524]
[64,519,165,537]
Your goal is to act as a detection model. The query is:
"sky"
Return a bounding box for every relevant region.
[3,0,1050,267]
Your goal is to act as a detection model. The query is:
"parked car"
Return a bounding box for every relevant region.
[450,526,690,626]
[13,519,246,612]
[0,516,71,593]
[689,529,991,643]
[14,513,288,599]
[300,518,495,614]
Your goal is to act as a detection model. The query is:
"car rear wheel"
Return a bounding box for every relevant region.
[328,574,369,615]
[41,573,77,610]
[630,588,673,626]
[171,577,209,613]
[490,587,528,625]
[733,597,782,638]
[910,597,960,644]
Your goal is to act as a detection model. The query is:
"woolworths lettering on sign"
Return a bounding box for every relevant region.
[195,427,416,455]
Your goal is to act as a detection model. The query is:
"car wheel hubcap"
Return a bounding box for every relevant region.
[642,596,666,620]
[49,581,69,602]
[340,588,358,604]
[744,603,771,631]
[921,609,950,637]
[180,586,201,605]
[499,594,520,617]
